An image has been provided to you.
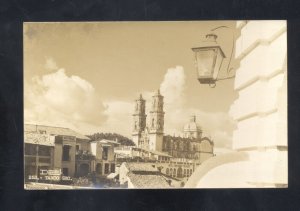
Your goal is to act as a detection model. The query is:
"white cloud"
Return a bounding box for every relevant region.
[24,67,107,135]
[160,66,186,108]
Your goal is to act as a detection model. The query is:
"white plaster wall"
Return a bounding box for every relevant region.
[231,20,287,186]
[235,20,286,60]
[90,142,97,156]
[230,21,287,186]
[231,20,287,150]
[119,163,129,185]
[235,32,286,90]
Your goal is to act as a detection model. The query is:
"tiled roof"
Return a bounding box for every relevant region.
[125,163,159,172]
[24,124,90,140]
[127,173,171,188]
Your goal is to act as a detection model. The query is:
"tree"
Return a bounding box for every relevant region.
[87,132,135,146]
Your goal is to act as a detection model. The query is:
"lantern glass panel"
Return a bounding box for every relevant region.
[212,49,224,80]
[196,49,217,79]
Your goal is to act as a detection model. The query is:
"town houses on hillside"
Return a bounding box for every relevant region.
[24,90,215,189]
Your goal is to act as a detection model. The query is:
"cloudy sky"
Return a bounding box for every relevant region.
[24,21,238,150]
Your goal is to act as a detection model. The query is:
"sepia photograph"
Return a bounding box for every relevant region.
[23,20,287,189]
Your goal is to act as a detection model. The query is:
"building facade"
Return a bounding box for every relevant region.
[24,124,91,181]
[24,124,118,184]
[24,132,55,182]
[114,145,171,162]
[89,139,118,177]
[162,136,213,163]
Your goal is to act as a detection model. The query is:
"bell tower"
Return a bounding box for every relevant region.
[132,94,146,147]
[149,89,164,152]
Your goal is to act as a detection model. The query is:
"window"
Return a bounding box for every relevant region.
[104,163,109,174]
[62,145,71,161]
[62,168,68,176]
[76,145,80,152]
[25,143,37,155]
[110,163,115,173]
[102,147,108,160]
[173,169,176,177]
[166,168,169,175]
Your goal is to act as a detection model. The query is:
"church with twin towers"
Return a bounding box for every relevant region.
[132,89,164,152]
[132,89,214,161]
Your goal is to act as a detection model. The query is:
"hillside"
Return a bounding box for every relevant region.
[87,132,135,146]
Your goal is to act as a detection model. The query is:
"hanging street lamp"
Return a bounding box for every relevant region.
[192,26,235,88]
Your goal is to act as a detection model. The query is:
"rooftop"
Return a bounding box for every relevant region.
[24,124,90,140]
[125,162,159,173]
[127,173,170,188]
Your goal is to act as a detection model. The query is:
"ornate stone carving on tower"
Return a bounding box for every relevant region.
[148,89,165,151]
[132,94,146,147]
[131,90,165,152]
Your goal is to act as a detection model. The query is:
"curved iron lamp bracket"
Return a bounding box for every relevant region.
[207,25,236,88]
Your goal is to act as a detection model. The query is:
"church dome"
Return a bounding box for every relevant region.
[183,116,202,132]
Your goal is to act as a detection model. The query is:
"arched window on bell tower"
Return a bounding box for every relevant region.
[149,89,164,133]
